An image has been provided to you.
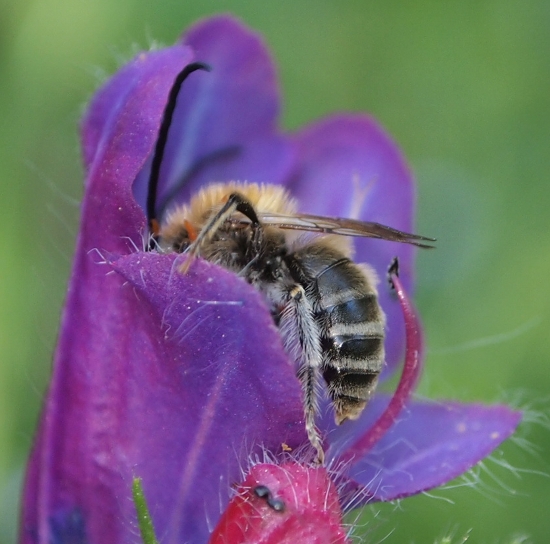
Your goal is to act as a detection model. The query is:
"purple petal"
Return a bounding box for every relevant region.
[22,44,198,544]
[22,33,306,544]
[137,15,295,217]
[80,45,195,251]
[21,252,305,544]
[289,115,418,378]
[329,396,521,506]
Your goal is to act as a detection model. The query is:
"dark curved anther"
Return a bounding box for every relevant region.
[146,61,211,243]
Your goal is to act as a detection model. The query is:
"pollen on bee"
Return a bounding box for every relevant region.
[184,219,198,242]
[150,218,160,237]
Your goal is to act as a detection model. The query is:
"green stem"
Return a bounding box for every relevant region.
[132,477,160,544]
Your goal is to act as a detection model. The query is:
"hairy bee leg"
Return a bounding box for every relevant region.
[279,284,325,464]
[180,192,261,272]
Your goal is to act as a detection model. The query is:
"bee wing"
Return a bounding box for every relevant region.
[256,212,436,248]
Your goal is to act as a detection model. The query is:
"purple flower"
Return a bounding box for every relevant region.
[20,15,521,544]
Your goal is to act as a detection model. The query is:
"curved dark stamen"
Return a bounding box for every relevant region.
[339,257,424,463]
[146,61,211,239]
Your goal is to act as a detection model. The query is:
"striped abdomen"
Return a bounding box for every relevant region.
[290,247,385,424]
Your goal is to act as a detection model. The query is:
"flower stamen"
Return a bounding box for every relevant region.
[339,257,423,463]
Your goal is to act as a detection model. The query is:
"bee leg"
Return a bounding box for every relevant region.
[180,192,261,272]
[280,284,325,464]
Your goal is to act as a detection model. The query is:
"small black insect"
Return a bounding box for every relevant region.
[253,485,285,512]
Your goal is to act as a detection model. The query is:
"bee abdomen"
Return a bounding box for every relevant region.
[322,331,384,424]
[329,333,384,371]
[287,249,386,424]
[322,365,380,425]
[314,258,385,424]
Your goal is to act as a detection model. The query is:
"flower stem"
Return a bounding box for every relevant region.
[132,477,160,544]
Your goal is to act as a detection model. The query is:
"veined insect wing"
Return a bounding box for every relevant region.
[255,211,436,248]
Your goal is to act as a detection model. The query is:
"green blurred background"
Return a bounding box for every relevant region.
[1,1,548,542]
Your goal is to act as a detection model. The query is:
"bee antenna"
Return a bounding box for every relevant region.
[146,61,211,243]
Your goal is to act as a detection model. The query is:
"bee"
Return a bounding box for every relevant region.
[147,64,435,463]
[155,181,433,463]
